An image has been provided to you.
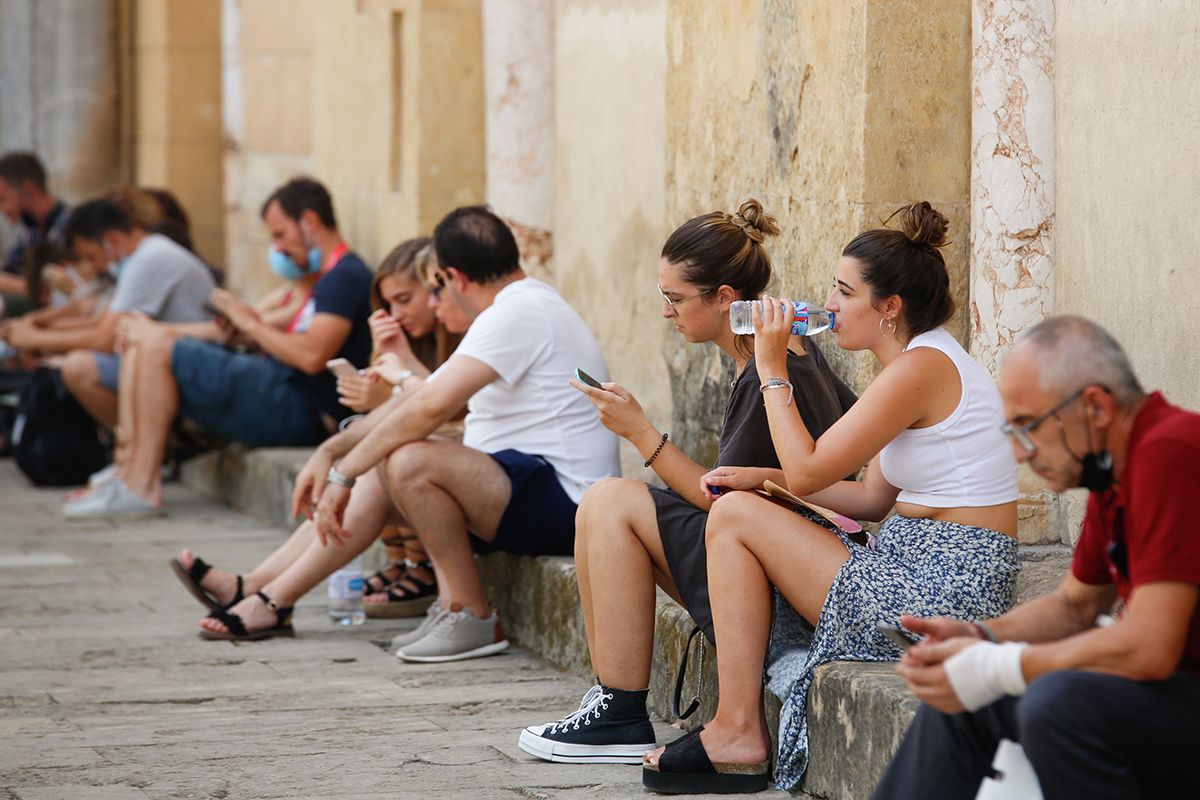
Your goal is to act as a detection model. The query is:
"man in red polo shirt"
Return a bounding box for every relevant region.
[871,315,1200,800]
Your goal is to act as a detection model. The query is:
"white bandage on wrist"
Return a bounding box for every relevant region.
[944,641,1029,712]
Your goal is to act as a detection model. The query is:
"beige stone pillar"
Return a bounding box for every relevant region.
[0,0,123,200]
[132,0,224,264]
[483,0,555,276]
[968,0,1058,542]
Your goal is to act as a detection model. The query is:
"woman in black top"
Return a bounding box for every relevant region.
[516,199,855,765]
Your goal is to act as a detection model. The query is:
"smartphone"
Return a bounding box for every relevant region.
[325,358,359,379]
[574,367,603,389]
[876,622,919,650]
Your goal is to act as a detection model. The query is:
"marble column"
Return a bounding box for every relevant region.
[969,0,1059,542]
[483,0,555,277]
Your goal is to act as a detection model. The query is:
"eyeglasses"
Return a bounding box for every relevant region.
[999,387,1086,453]
[429,270,448,300]
[659,285,714,311]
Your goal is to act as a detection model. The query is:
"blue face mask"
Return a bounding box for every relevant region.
[268,246,322,280]
[104,243,128,280]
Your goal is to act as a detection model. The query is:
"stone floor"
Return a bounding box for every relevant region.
[0,462,748,800]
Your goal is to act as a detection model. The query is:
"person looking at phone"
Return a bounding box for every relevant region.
[63,176,373,518]
[0,151,70,317]
[869,315,1200,800]
[170,239,466,637]
[246,205,619,660]
[639,203,1020,794]
[517,199,856,768]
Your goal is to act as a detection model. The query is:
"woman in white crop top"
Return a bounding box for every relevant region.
[642,203,1019,793]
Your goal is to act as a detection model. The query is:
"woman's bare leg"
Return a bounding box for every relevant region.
[199,468,396,634]
[576,478,683,690]
[646,491,850,766]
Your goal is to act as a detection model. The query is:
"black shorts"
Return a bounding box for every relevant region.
[470,449,577,556]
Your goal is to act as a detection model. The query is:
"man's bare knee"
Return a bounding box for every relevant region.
[382,439,440,493]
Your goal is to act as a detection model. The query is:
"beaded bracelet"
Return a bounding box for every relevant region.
[645,432,669,468]
[760,377,794,406]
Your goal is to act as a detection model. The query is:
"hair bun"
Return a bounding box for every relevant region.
[895,201,948,248]
[730,198,780,244]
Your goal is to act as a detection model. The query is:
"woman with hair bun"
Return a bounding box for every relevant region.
[642,202,1020,793]
[517,199,856,767]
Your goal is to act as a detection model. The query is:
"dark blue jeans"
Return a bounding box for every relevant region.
[870,670,1200,800]
[170,338,327,447]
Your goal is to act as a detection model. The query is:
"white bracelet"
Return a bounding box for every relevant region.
[944,641,1029,711]
[390,370,417,396]
[759,377,793,406]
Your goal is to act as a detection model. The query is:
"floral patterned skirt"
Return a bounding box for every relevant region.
[765,515,1019,791]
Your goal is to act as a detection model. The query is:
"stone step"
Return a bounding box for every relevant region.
[181,446,1072,799]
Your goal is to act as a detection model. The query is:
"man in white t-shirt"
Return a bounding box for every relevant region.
[297,205,619,662]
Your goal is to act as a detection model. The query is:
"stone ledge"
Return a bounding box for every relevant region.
[181,446,1071,800]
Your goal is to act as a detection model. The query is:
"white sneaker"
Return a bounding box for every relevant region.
[63,479,163,519]
[391,599,443,652]
[87,463,119,488]
[396,603,509,663]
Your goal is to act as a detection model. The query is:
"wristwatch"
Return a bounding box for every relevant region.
[326,465,356,489]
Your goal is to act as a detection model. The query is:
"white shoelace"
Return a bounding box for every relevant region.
[548,685,612,733]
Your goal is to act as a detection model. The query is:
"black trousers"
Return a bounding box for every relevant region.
[870,670,1200,800]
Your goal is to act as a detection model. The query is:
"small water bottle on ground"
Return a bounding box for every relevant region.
[328,555,366,626]
[729,299,835,336]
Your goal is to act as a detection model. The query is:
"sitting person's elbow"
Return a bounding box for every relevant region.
[1132,644,1183,682]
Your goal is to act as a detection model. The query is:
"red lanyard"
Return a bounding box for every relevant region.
[286,243,349,333]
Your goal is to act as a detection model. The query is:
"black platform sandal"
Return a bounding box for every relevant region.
[364,560,437,619]
[642,726,769,795]
[363,559,409,594]
[170,555,244,612]
[198,591,294,641]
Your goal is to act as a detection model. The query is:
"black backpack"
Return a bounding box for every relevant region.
[11,366,108,486]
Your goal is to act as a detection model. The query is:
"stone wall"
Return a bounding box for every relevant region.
[1055,1,1200,410]
[0,0,124,202]
[553,0,671,479]
[660,0,972,461]
[220,0,485,303]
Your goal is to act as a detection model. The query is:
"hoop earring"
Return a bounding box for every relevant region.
[879,316,897,338]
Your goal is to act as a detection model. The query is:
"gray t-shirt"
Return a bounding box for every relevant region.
[109,233,214,322]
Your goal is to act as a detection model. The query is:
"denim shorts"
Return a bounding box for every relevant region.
[93,352,120,392]
[469,449,577,557]
[170,338,327,447]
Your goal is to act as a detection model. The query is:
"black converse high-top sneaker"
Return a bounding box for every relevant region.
[519,684,657,764]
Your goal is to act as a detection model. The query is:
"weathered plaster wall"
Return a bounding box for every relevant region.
[0,0,123,202]
[484,0,555,277]
[221,0,485,303]
[663,0,971,462]
[553,0,669,479]
[1055,1,1200,409]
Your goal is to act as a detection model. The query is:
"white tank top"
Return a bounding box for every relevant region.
[878,328,1018,508]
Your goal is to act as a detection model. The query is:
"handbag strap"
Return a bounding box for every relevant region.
[672,625,706,720]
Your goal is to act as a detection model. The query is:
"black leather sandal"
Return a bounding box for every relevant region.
[170,555,244,612]
[363,559,408,594]
[642,726,769,794]
[364,562,437,619]
[198,591,294,641]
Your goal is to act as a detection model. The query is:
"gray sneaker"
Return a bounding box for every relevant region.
[63,479,163,519]
[391,599,443,652]
[396,603,509,663]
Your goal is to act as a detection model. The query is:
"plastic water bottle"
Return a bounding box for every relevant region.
[729,300,835,336]
[328,555,366,626]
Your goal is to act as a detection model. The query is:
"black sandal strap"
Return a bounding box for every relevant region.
[403,558,432,571]
[255,591,293,626]
[658,728,717,774]
[231,575,245,606]
[673,626,705,720]
[188,556,212,583]
[364,560,408,592]
[206,607,249,637]
[381,571,437,603]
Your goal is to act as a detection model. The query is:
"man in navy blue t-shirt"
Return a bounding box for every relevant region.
[64,177,374,518]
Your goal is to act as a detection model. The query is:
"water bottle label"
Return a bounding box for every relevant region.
[791,303,810,336]
[348,576,364,593]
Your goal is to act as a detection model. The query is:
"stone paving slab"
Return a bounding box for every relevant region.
[0,462,772,799]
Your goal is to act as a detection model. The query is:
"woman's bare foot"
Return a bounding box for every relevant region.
[363,563,435,605]
[179,549,244,607]
[199,593,279,636]
[644,717,771,767]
